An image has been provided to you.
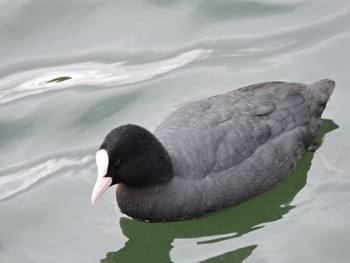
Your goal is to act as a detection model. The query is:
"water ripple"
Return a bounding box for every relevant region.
[0,155,93,201]
[0,49,209,104]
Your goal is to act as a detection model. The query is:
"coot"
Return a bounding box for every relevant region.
[91,79,335,222]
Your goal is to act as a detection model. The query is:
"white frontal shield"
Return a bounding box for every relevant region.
[91,149,112,204]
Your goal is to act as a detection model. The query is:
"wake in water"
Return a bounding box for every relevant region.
[0,155,93,201]
[0,49,209,104]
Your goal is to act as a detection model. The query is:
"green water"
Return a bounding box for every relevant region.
[1,1,349,262]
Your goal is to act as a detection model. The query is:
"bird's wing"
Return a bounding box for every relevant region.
[154,81,332,179]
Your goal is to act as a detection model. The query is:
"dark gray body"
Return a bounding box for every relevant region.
[117,79,335,222]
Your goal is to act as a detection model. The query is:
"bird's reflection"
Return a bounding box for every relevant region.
[101,119,338,263]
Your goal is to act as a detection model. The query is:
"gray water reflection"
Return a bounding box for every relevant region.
[192,0,298,22]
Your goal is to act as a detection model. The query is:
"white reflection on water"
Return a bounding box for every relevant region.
[0,49,209,104]
[0,155,93,201]
[316,151,350,179]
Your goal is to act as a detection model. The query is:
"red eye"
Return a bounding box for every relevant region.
[114,160,121,166]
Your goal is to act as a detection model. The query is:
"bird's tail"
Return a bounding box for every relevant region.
[309,79,335,104]
[308,79,335,136]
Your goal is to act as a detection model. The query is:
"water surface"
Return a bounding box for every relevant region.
[1,1,349,262]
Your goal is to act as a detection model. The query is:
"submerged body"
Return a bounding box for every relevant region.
[92,79,335,222]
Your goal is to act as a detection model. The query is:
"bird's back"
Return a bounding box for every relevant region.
[154,79,335,180]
